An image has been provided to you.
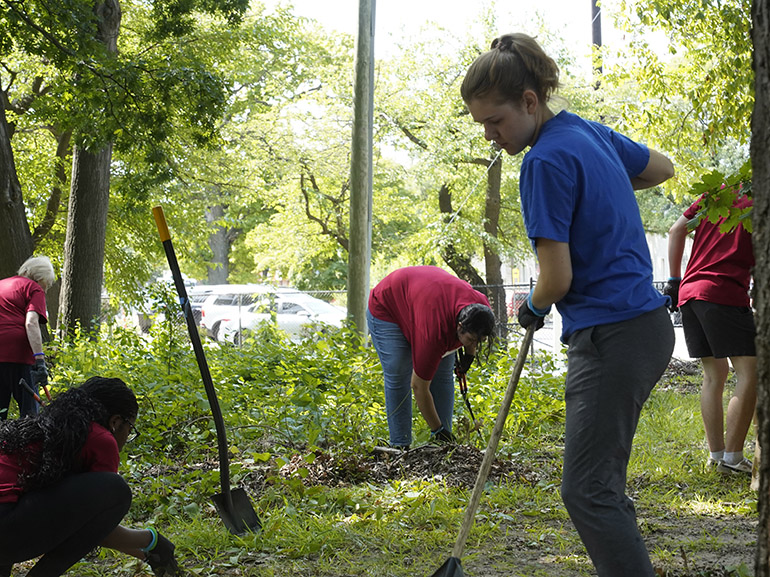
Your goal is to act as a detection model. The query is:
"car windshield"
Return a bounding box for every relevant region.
[246,299,274,313]
[288,298,338,315]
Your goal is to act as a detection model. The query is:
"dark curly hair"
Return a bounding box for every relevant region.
[457,303,496,359]
[0,376,137,491]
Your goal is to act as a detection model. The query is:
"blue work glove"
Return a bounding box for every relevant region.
[30,357,48,390]
[662,277,681,312]
[430,424,455,444]
[517,291,550,331]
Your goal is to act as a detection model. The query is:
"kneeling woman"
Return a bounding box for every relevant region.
[0,376,178,577]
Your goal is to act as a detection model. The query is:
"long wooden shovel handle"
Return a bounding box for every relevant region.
[451,325,535,558]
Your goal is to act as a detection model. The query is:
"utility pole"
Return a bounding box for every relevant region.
[591,0,603,89]
[348,0,375,335]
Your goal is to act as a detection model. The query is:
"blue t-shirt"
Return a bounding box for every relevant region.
[520,111,667,340]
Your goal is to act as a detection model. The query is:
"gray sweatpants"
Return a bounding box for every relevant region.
[561,306,674,577]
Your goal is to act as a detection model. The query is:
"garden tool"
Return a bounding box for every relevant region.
[430,326,535,577]
[454,352,483,444]
[19,378,44,407]
[153,206,261,536]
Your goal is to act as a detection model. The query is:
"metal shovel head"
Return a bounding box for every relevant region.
[430,557,464,577]
[211,487,262,535]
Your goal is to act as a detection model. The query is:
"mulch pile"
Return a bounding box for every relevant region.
[275,443,541,488]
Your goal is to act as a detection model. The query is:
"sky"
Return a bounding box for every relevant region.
[262,0,624,71]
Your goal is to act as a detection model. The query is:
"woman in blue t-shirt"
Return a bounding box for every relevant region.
[461,33,675,577]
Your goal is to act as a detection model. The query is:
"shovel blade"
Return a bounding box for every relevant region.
[430,557,464,577]
[211,487,262,536]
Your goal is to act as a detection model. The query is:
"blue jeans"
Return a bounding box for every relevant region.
[367,309,455,446]
[561,306,674,577]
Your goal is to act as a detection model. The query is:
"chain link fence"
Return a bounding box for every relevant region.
[104,280,676,355]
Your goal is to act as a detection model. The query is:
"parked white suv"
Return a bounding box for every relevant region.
[219,289,346,343]
[198,284,275,340]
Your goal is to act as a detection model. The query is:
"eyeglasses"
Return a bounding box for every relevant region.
[123,417,140,443]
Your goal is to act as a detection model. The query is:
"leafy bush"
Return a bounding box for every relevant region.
[460,341,566,450]
[46,321,566,525]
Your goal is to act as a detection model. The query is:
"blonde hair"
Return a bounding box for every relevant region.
[461,33,560,106]
[18,256,56,291]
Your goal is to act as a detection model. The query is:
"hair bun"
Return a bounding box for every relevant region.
[491,34,515,52]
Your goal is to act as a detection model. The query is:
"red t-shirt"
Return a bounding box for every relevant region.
[0,276,48,364]
[679,194,754,307]
[368,266,491,380]
[0,422,120,503]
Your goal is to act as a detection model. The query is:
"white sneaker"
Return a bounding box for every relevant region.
[718,457,753,475]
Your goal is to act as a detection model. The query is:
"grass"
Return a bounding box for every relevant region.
[160,379,749,576]
[17,365,757,576]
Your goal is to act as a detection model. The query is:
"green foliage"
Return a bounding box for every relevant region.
[604,0,752,199]
[682,159,752,233]
[460,342,566,451]
[36,325,758,575]
[49,316,569,465]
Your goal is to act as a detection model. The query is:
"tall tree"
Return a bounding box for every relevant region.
[0,94,33,276]
[752,2,769,574]
[376,23,591,329]
[608,0,752,195]
[58,0,120,335]
[0,0,250,331]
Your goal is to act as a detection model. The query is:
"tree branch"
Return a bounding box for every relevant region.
[32,128,71,247]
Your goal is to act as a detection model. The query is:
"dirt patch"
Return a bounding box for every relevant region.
[276,444,542,488]
[264,441,756,577]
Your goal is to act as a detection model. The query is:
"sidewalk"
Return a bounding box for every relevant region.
[672,325,691,360]
[526,320,691,363]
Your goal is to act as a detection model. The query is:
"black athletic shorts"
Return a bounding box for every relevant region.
[680,299,756,359]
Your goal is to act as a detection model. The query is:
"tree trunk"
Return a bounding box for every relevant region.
[46,279,61,334]
[483,152,507,339]
[0,93,34,277]
[57,0,121,337]
[206,203,231,284]
[58,144,113,336]
[438,183,485,287]
[752,1,770,575]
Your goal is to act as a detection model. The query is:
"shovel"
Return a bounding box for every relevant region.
[430,326,535,577]
[454,358,483,444]
[153,206,261,536]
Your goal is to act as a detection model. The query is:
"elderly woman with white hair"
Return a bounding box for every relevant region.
[0,256,56,419]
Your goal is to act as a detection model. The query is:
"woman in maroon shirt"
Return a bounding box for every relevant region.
[0,377,178,576]
[0,256,55,419]
[367,266,495,448]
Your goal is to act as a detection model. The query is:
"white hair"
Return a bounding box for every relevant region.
[18,256,56,291]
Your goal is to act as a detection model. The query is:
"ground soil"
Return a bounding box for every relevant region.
[266,358,758,576]
[274,443,756,576]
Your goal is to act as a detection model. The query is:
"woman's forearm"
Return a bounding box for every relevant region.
[411,372,441,431]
